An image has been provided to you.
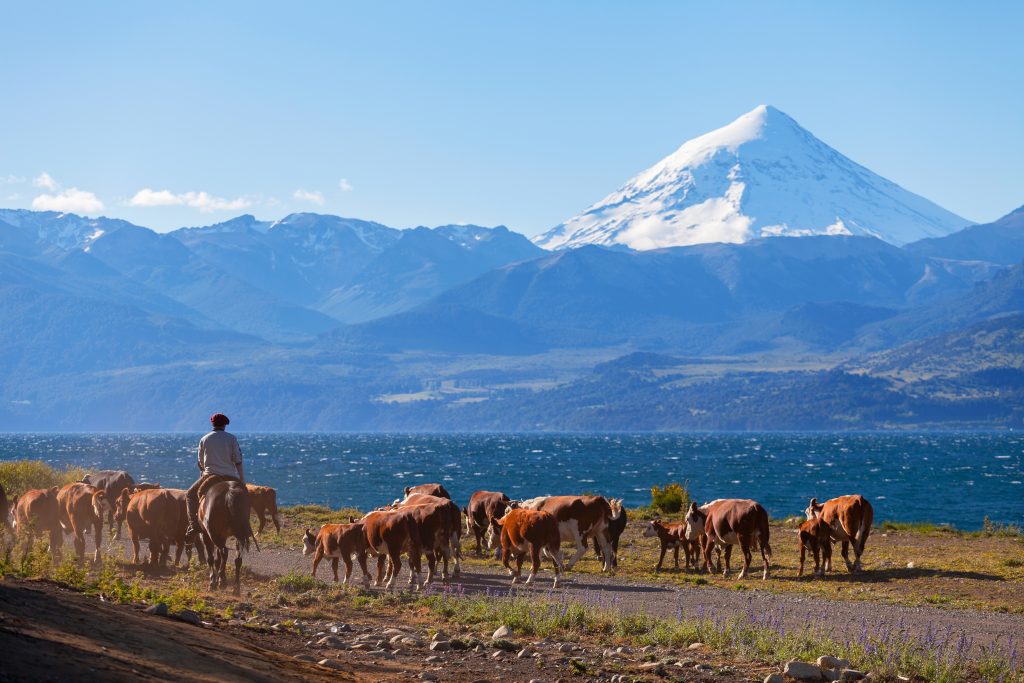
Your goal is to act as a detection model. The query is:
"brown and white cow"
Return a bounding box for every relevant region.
[797,516,833,577]
[13,488,63,561]
[642,518,700,572]
[806,494,873,573]
[246,484,282,535]
[594,501,627,569]
[505,495,622,572]
[691,499,772,580]
[393,493,460,583]
[493,508,564,587]
[361,508,424,591]
[465,490,510,556]
[404,483,451,500]
[56,482,111,563]
[82,470,135,539]
[303,523,372,586]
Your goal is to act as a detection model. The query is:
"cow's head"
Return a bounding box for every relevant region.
[403,486,413,496]
[92,490,111,519]
[506,499,522,510]
[642,518,662,538]
[805,498,823,521]
[684,502,706,536]
[609,498,624,520]
[301,528,316,556]
[113,489,131,522]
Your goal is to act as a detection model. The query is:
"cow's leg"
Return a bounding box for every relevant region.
[341,555,353,585]
[813,543,823,577]
[525,544,541,585]
[549,547,564,588]
[255,509,267,536]
[331,557,340,583]
[311,547,323,579]
[655,545,667,573]
[92,518,103,564]
[502,543,514,576]
[513,551,525,584]
[673,545,680,570]
[356,551,372,587]
[564,524,587,570]
[853,528,869,572]
[450,530,461,576]
[374,554,386,586]
[384,549,402,591]
[740,536,755,580]
[73,524,86,563]
[722,544,733,577]
[49,528,63,564]
[173,536,184,566]
[596,531,615,573]
[822,541,833,574]
[473,527,483,556]
[841,540,854,573]
[798,542,807,577]
[131,532,141,564]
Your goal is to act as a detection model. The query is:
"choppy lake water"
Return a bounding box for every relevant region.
[1,433,1021,529]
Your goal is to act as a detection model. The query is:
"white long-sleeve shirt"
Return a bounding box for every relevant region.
[197,430,243,477]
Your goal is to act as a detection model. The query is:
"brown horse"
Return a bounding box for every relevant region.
[198,481,255,595]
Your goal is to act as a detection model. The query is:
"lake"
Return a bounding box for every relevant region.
[1,433,1021,529]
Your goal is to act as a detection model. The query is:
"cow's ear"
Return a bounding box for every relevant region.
[809,497,817,506]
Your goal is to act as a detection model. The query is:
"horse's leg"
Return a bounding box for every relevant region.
[233,543,242,596]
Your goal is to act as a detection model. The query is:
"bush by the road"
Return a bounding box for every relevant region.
[650,481,691,514]
[0,459,85,496]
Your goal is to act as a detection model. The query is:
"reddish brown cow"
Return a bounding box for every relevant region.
[696,499,772,580]
[493,508,564,587]
[393,493,459,583]
[806,494,873,573]
[198,481,254,595]
[303,523,371,586]
[465,490,510,556]
[361,508,423,591]
[246,484,282,535]
[56,483,111,563]
[642,519,700,572]
[13,488,63,561]
[511,495,622,572]
[82,470,135,539]
[798,516,833,577]
[404,483,451,499]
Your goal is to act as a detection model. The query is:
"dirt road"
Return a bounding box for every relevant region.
[234,542,1023,656]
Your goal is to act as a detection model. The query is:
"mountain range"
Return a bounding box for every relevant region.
[0,106,1021,430]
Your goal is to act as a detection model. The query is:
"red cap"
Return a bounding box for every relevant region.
[210,413,230,428]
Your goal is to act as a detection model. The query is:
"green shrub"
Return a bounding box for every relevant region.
[0,459,86,496]
[650,481,691,514]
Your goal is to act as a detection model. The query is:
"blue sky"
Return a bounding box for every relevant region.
[1,2,1021,234]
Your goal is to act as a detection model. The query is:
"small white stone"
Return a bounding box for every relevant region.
[492,625,512,639]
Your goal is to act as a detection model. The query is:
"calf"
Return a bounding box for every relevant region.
[303,523,372,586]
[642,518,697,572]
[361,508,424,591]
[82,470,135,539]
[404,483,451,500]
[494,508,564,587]
[699,499,772,580]
[13,488,63,561]
[798,516,833,577]
[806,495,873,573]
[246,484,282,535]
[56,483,111,563]
[512,495,621,572]
[465,490,510,556]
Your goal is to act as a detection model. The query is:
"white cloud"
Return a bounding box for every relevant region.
[33,172,59,191]
[1,174,25,184]
[293,188,325,205]
[338,178,353,192]
[127,188,252,213]
[31,188,105,214]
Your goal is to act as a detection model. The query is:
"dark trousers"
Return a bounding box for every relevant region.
[186,473,238,525]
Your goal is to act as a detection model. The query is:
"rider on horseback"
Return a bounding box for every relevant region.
[185,413,245,541]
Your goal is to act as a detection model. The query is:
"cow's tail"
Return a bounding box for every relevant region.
[269,490,282,531]
[227,485,255,555]
[856,497,873,559]
[759,507,773,564]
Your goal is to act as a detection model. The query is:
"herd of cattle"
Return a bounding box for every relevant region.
[0,472,875,597]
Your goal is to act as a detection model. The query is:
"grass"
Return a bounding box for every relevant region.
[0,460,87,496]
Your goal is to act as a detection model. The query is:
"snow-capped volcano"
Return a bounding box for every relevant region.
[534,105,970,250]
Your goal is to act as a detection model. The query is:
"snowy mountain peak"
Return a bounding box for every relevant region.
[534,105,970,251]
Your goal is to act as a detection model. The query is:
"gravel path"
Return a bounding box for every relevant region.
[231,543,1023,657]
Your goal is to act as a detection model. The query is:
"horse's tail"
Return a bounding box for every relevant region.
[227,484,255,554]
